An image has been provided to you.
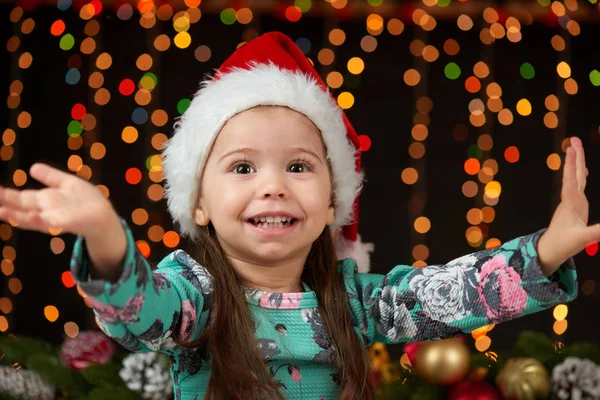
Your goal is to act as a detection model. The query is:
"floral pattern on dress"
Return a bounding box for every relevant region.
[112,330,144,352]
[366,284,419,341]
[178,300,197,342]
[301,308,336,366]
[152,272,171,294]
[477,254,527,321]
[138,310,179,351]
[408,253,480,324]
[86,292,144,325]
[257,338,281,360]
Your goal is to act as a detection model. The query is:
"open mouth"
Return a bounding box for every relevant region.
[247,217,297,229]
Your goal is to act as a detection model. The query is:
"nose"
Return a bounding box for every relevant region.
[260,169,288,199]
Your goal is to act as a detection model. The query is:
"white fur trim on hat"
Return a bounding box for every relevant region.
[162,63,363,241]
[333,233,374,273]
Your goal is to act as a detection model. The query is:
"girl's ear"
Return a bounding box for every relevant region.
[194,207,210,226]
[327,205,335,225]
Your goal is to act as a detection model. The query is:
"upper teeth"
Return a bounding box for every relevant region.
[253,216,291,223]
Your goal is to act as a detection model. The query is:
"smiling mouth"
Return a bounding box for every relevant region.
[247,218,297,229]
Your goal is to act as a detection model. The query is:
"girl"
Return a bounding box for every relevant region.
[0,32,596,400]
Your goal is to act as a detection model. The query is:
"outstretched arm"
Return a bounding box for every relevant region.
[0,163,126,280]
[343,230,577,345]
[345,138,591,345]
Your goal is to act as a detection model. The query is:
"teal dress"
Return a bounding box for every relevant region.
[70,220,577,399]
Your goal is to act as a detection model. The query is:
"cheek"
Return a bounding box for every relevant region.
[294,180,332,210]
[206,180,249,218]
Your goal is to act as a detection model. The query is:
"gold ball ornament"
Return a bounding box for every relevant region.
[495,358,551,400]
[414,337,471,386]
[468,366,490,381]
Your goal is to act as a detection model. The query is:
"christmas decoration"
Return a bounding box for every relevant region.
[0,330,597,399]
[0,334,137,399]
[369,342,391,371]
[414,337,471,386]
[119,352,173,400]
[60,331,116,371]
[447,380,501,400]
[551,357,600,400]
[0,366,54,400]
[495,358,550,400]
[374,331,600,400]
[403,341,421,365]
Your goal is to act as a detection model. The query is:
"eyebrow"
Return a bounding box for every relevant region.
[217,147,324,164]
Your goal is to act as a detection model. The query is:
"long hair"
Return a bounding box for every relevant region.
[176,222,375,399]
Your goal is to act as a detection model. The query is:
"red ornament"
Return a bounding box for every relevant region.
[60,331,115,371]
[403,342,421,365]
[447,380,501,400]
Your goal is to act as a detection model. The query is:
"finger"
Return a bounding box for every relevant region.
[570,137,587,191]
[29,163,77,189]
[0,187,41,211]
[0,207,50,233]
[561,146,578,200]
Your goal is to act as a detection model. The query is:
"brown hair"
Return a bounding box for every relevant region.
[176,222,375,399]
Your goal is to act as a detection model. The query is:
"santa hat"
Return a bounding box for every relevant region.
[162,31,374,272]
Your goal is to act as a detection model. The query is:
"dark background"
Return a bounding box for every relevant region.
[1,0,599,361]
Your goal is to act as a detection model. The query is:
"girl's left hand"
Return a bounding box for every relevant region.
[537,136,599,276]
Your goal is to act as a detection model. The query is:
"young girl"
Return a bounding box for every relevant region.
[0,31,596,400]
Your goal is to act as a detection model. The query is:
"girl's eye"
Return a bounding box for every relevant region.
[288,161,314,173]
[289,163,305,173]
[232,163,254,174]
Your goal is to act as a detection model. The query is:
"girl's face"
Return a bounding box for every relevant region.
[196,106,335,266]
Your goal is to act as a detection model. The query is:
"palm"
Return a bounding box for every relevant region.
[0,163,113,236]
[550,136,597,252]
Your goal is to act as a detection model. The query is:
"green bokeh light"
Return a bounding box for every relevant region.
[520,63,535,79]
[467,144,484,160]
[220,8,236,25]
[444,62,461,80]
[590,69,600,86]
[67,120,82,136]
[59,34,75,51]
[295,0,311,12]
[177,98,192,115]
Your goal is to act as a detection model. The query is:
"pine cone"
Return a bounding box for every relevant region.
[119,352,173,400]
[0,366,54,400]
[551,357,600,400]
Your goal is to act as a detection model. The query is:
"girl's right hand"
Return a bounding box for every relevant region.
[0,163,116,237]
[0,163,127,280]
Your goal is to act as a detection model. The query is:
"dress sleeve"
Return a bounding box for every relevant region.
[343,228,578,346]
[70,219,213,355]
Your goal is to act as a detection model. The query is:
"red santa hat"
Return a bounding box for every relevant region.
[162,31,374,272]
